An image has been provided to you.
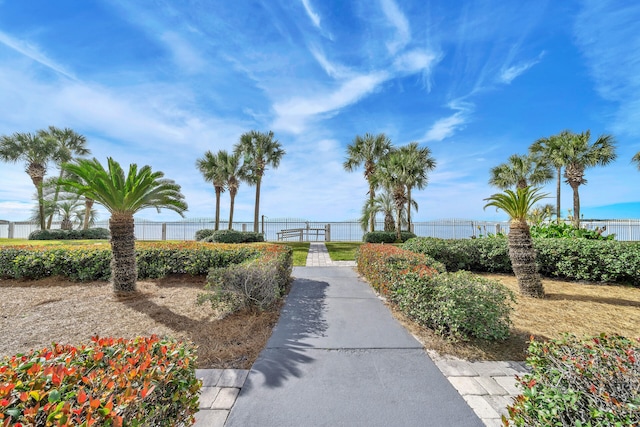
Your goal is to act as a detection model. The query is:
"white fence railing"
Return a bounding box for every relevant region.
[2,218,640,241]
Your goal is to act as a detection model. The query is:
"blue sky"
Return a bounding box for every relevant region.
[0,0,639,223]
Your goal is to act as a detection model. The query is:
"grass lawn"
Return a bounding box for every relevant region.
[272,241,310,266]
[324,242,363,261]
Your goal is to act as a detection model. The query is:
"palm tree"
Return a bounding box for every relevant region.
[60,157,187,293]
[373,149,412,241]
[40,126,90,229]
[530,130,572,224]
[398,142,436,231]
[560,131,617,228]
[218,150,243,230]
[196,151,226,230]
[632,151,640,171]
[343,133,393,232]
[489,153,553,190]
[484,187,548,298]
[360,191,397,232]
[0,132,58,229]
[234,130,285,233]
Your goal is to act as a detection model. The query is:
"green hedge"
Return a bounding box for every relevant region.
[0,242,265,281]
[402,237,640,286]
[507,335,640,426]
[28,228,110,240]
[356,244,513,341]
[202,230,265,244]
[362,231,416,243]
[0,335,201,426]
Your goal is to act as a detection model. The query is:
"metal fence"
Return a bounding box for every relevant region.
[3,218,640,241]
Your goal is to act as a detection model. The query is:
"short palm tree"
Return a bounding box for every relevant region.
[489,153,553,190]
[196,151,226,230]
[360,191,397,232]
[40,126,90,229]
[0,132,58,230]
[560,131,617,228]
[530,130,572,223]
[60,157,187,293]
[484,187,548,298]
[234,130,285,233]
[398,142,436,231]
[218,150,243,229]
[343,133,392,232]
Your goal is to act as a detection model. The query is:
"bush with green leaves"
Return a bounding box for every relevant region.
[202,229,265,244]
[194,228,216,241]
[363,231,416,243]
[530,222,614,240]
[0,335,201,426]
[390,271,514,341]
[28,228,110,240]
[506,334,640,426]
[198,245,293,314]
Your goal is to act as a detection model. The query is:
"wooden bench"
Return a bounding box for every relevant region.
[277,226,328,241]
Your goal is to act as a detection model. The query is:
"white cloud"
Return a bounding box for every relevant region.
[380,0,410,54]
[272,72,388,133]
[0,30,76,80]
[301,0,321,29]
[310,47,351,79]
[499,52,544,84]
[423,100,474,142]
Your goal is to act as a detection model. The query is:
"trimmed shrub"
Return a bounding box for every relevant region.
[411,271,514,341]
[28,228,110,240]
[194,228,215,241]
[363,231,416,243]
[506,335,640,426]
[356,243,444,296]
[0,335,201,426]
[530,222,614,240]
[203,230,265,244]
[198,245,293,313]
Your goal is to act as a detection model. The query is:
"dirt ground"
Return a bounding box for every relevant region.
[0,275,281,369]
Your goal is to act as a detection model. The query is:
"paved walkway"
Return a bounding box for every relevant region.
[195,243,528,427]
[305,241,356,267]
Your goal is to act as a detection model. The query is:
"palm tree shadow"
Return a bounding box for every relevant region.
[547,293,640,308]
[243,277,329,389]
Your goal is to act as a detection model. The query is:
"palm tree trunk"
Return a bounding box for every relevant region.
[228,188,236,230]
[254,177,262,233]
[369,185,375,232]
[83,198,93,230]
[570,183,581,228]
[555,167,561,224]
[29,174,46,230]
[109,213,137,293]
[395,201,402,241]
[47,169,65,229]
[406,186,412,232]
[508,219,544,298]
[214,186,222,231]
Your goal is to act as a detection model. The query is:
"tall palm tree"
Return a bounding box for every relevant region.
[631,150,640,171]
[489,153,553,190]
[234,130,285,233]
[398,142,436,231]
[560,131,617,228]
[0,132,58,230]
[373,149,412,241]
[196,151,226,230]
[40,126,90,229]
[530,130,572,224]
[60,157,187,293]
[218,150,243,230]
[343,133,393,232]
[484,187,548,298]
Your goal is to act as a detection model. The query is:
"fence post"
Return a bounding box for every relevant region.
[242,224,247,232]
[495,223,501,235]
[325,224,331,242]
[161,223,167,241]
[8,222,14,239]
